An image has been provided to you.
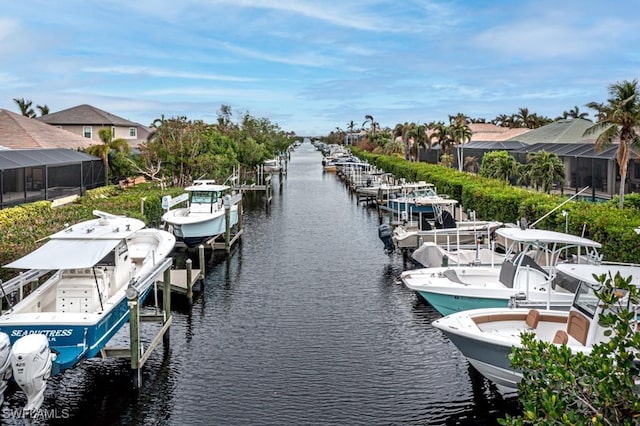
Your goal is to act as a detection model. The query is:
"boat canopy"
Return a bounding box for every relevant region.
[4,239,121,270]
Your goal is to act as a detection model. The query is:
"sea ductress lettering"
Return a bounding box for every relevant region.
[10,329,73,338]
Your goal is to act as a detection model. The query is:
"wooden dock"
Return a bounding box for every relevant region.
[164,268,204,295]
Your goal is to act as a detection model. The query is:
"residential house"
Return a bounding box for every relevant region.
[419,123,531,165]
[37,104,151,151]
[506,118,631,199]
[0,109,104,208]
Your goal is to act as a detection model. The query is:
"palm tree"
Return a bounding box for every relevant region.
[406,123,429,161]
[428,121,454,156]
[479,151,517,182]
[448,113,468,126]
[527,150,565,193]
[493,114,512,128]
[463,156,479,173]
[36,104,49,115]
[564,105,589,120]
[13,97,36,118]
[516,162,532,187]
[514,107,534,128]
[402,122,416,160]
[450,122,472,171]
[362,114,378,137]
[86,128,131,185]
[585,79,640,209]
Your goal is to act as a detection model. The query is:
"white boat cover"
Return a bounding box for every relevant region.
[4,239,121,270]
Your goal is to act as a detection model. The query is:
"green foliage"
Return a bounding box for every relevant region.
[142,195,164,227]
[502,273,640,425]
[479,150,518,181]
[440,153,454,168]
[141,108,291,187]
[526,150,565,193]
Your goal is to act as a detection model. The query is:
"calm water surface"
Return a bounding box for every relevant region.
[3,141,521,425]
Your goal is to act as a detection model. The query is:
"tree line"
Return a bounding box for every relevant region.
[8,100,296,188]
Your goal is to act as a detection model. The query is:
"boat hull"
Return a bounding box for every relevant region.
[0,287,152,374]
[166,207,238,247]
[444,328,521,389]
[418,291,509,316]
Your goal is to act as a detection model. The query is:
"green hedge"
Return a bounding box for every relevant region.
[353,148,640,262]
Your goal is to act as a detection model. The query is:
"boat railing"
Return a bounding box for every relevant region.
[127,257,173,302]
[0,269,52,309]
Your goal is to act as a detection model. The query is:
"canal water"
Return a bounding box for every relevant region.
[2,141,522,425]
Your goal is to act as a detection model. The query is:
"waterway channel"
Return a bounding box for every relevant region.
[3,140,522,425]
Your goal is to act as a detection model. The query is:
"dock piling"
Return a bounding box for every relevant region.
[224,195,232,254]
[186,259,193,305]
[163,268,171,348]
[128,291,141,389]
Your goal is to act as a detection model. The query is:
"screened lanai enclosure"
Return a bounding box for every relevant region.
[0,149,104,209]
[418,141,640,201]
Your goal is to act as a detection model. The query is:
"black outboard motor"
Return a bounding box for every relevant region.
[378,223,394,254]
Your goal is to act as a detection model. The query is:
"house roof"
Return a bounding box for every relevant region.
[36,104,140,127]
[468,123,531,142]
[0,148,100,170]
[510,142,638,160]
[0,109,95,149]
[507,118,600,144]
[464,140,529,150]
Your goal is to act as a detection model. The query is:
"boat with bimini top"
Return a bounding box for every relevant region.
[401,227,603,315]
[0,210,175,412]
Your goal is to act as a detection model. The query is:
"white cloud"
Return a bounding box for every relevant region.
[82,66,259,82]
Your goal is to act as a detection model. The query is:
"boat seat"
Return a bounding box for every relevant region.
[553,330,569,345]
[525,309,541,329]
[566,310,590,346]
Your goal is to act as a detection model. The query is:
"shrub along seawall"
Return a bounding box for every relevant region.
[0,183,183,281]
[352,148,640,263]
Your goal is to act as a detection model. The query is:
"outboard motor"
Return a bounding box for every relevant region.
[11,334,56,413]
[378,224,395,254]
[0,333,12,406]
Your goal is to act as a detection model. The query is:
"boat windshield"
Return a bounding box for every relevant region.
[573,283,600,318]
[191,191,216,204]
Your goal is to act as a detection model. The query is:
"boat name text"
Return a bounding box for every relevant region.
[10,329,73,338]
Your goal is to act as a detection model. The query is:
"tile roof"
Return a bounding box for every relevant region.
[0,109,95,149]
[506,118,601,144]
[468,123,532,142]
[36,104,139,126]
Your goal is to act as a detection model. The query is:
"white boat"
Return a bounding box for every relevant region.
[392,219,503,250]
[432,263,640,391]
[400,227,603,315]
[162,179,239,248]
[0,210,175,411]
[263,158,281,172]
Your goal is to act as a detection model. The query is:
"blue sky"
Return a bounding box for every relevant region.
[1,1,639,136]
